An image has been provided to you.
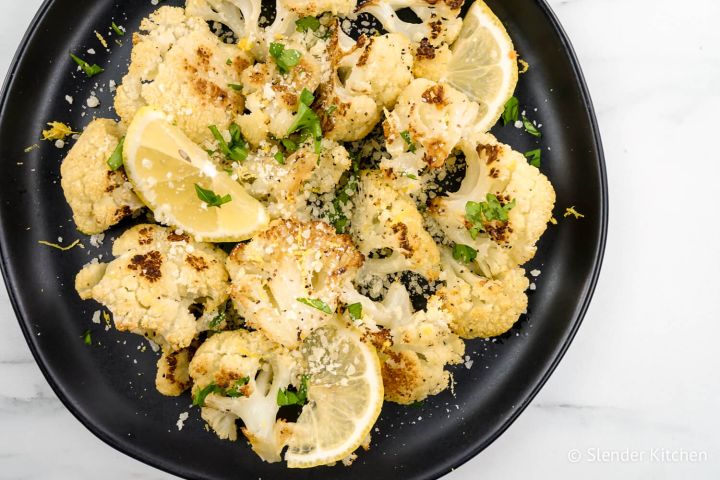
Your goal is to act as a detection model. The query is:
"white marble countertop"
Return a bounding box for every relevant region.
[1,1,719,478]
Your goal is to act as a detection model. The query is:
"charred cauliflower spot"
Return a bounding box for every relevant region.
[156,345,196,396]
[226,219,363,348]
[114,6,250,144]
[75,224,229,352]
[60,119,143,235]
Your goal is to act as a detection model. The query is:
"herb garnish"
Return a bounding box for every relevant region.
[400,130,417,153]
[501,96,519,125]
[277,375,310,406]
[269,42,302,74]
[111,22,124,37]
[208,123,248,162]
[522,116,542,137]
[465,194,516,239]
[70,53,104,78]
[452,244,478,263]
[81,329,92,346]
[524,148,541,168]
[192,378,251,407]
[297,297,333,314]
[195,184,232,208]
[347,303,363,322]
[107,136,125,170]
[296,16,321,33]
[287,88,322,154]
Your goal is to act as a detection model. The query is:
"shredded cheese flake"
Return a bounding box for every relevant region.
[518,58,529,74]
[24,144,39,153]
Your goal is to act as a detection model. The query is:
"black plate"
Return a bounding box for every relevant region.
[0,1,607,479]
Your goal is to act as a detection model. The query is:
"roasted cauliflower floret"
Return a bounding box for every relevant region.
[60,119,143,235]
[156,346,195,396]
[236,46,322,146]
[189,330,297,462]
[351,171,440,281]
[239,139,351,219]
[382,78,479,173]
[74,224,229,352]
[115,6,250,144]
[434,247,529,338]
[337,33,414,110]
[412,39,452,81]
[429,132,556,277]
[357,0,464,45]
[342,283,464,404]
[227,219,364,347]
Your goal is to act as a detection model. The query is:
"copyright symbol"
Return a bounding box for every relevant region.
[568,449,582,463]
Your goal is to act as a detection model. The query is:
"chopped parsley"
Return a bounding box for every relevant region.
[287,88,322,154]
[193,378,250,407]
[227,83,242,91]
[297,297,333,314]
[111,22,124,36]
[522,116,542,137]
[501,96,519,125]
[328,156,359,233]
[70,53,104,78]
[400,130,417,153]
[401,172,418,180]
[107,136,125,170]
[277,375,310,406]
[226,58,233,65]
[81,329,92,346]
[524,148,541,168]
[347,303,363,322]
[208,310,226,330]
[325,105,338,116]
[296,16,321,33]
[269,42,302,74]
[452,244,478,263]
[208,123,248,162]
[195,184,232,208]
[224,378,250,398]
[274,151,285,165]
[465,194,517,239]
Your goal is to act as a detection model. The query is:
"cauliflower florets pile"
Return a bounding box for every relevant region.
[63,0,558,467]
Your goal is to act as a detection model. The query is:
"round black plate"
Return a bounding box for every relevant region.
[0,1,607,479]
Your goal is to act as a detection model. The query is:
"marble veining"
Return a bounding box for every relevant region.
[1,0,719,479]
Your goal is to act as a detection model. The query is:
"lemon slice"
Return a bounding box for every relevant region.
[443,0,519,132]
[123,107,269,242]
[286,324,383,468]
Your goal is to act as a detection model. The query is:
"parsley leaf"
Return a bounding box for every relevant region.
[501,96,519,126]
[208,124,248,162]
[274,151,285,165]
[347,303,363,321]
[287,88,322,154]
[465,194,517,239]
[195,184,232,208]
[227,83,242,91]
[193,383,224,407]
[522,116,542,137]
[224,378,250,398]
[400,130,417,153]
[111,22,124,36]
[297,297,333,314]
[269,42,302,74]
[328,156,359,233]
[81,329,92,346]
[70,53,104,78]
[107,136,125,170]
[296,16,321,33]
[208,310,225,330]
[277,375,310,406]
[524,148,541,168]
[452,244,478,264]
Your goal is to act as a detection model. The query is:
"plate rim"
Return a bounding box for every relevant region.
[0,0,608,478]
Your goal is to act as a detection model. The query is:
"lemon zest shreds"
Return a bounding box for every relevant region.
[549,217,558,225]
[95,31,108,48]
[24,144,40,153]
[518,58,529,74]
[42,122,77,141]
[564,207,585,219]
[38,239,83,251]
[237,38,252,51]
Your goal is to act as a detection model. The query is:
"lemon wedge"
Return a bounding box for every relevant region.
[286,324,384,468]
[444,0,519,132]
[123,107,268,242]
